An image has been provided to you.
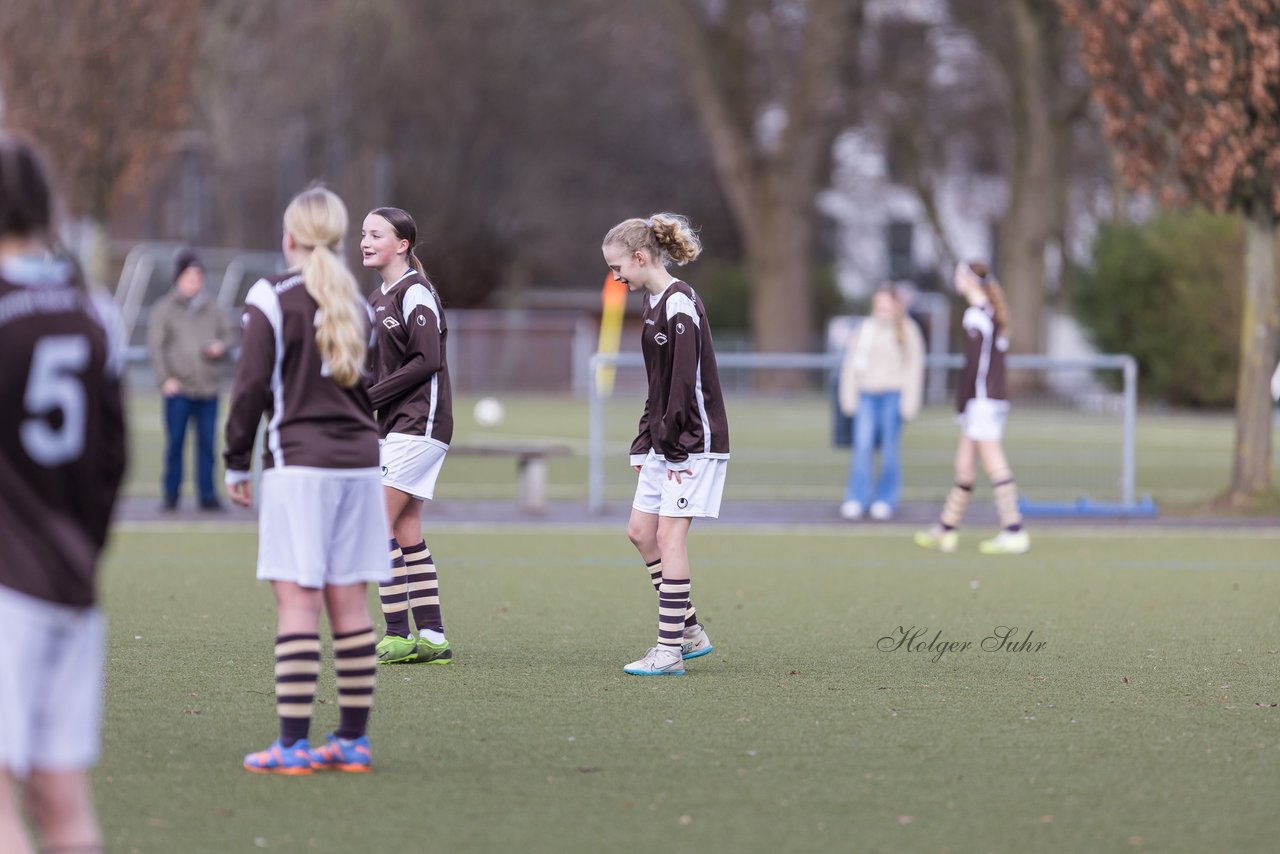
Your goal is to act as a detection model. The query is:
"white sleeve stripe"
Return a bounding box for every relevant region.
[245,279,287,466]
[402,283,441,331]
[665,292,700,326]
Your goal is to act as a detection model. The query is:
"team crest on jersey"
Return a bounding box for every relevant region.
[675,322,685,334]
[383,317,400,329]
[654,332,668,345]
[416,314,426,326]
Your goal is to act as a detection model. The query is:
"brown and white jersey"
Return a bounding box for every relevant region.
[956,302,1008,412]
[367,270,453,445]
[0,257,127,607]
[224,271,380,474]
[629,280,730,469]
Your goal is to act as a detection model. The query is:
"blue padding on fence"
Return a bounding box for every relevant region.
[1018,496,1159,518]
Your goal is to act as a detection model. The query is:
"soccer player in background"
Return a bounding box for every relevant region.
[225,187,386,774]
[915,261,1030,554]
[360,207,454,665]
[601,213,728,677]
[0,133,127,854]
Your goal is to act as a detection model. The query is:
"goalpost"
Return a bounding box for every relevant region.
[586,351,1143,516]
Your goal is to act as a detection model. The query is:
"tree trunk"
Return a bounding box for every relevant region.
[743,199,816,356]
[1226,204,1280,503]
[996,0,1056,358]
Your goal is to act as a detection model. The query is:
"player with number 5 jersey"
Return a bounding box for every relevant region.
[0,133,127,854]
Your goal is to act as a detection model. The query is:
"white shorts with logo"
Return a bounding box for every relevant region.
[632,450,728,518]
[258,466,391,589]
[960,398,1010,442]
[0,584,105,778]
[380,433,449,500]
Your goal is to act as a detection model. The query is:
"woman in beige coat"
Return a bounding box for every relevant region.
[838,284,925,520]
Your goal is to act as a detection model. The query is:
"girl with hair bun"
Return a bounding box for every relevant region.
[360,207,454,665]
[225,185,386,773]
[601,212,730,677]
[915,261,1030,555]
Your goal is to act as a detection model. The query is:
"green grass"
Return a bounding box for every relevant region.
[95,524,1280,853]
[123,391,1273,507]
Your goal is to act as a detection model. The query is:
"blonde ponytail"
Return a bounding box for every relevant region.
[284,187,367,388]
[603,212,702,267]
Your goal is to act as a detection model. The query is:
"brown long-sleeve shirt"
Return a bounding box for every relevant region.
[0,258,127,607]
[367,270,453,445]
[224,271,380,474]
[629,280,730,470]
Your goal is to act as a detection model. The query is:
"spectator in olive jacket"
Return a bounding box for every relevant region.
[147,248,234,510]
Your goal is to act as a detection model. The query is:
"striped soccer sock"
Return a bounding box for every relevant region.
[991,472,1023,532]
[333,628,378,740]
[647,559,700,631]
[275,633,321,747]
[379,539,412,638]
[402,540,444,634]
[657,578,691,649]
[940,481,973,530]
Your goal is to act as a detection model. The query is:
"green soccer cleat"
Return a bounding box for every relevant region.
[914,526,958,553]
[979,530,1030,555]
[376,634,417,665]
[410,635,452,664]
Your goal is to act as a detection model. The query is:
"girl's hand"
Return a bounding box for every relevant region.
[667,467,693,484]
[228,479,253,508]
[633,465,643,473]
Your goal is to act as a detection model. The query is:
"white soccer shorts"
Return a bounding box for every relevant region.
[960,398,1010,442]
[257,466,391,589]
[632,450,728,518]
[380,433,449,500]
[0,584,105,778]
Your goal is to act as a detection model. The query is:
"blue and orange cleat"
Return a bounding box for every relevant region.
[243,739,313,775]
[309,733,373,773]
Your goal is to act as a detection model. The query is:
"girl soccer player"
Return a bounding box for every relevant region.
[601,213,729,676]
[225,186,386,773]
[0,133,127,854]
[360,207,454,665]
[915,261,1030,554]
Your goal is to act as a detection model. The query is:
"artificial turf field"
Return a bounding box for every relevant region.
[96,523,1280,853]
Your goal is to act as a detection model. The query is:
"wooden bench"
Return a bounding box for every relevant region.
[450,443,573,513]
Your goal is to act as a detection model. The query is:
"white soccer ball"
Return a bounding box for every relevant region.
[473,397,505,427]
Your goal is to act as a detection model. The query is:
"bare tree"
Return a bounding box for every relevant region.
[0,0,199,281]
[948,0,1092,355]
[665,0,864,353]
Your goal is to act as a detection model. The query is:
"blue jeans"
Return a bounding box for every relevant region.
[163,395,219,503]
[843,391,902,509]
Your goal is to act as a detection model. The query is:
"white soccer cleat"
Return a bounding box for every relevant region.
[681,625,713,661]
[979,530,1030,555]
[869,501,892,521]
[623,645,685,676]
[839,500,864,520]
[914,526,958,553]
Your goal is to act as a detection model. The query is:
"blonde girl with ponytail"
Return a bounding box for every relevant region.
[914,261,1030,555]
[224,185,387,774]
[602,211,731,677]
